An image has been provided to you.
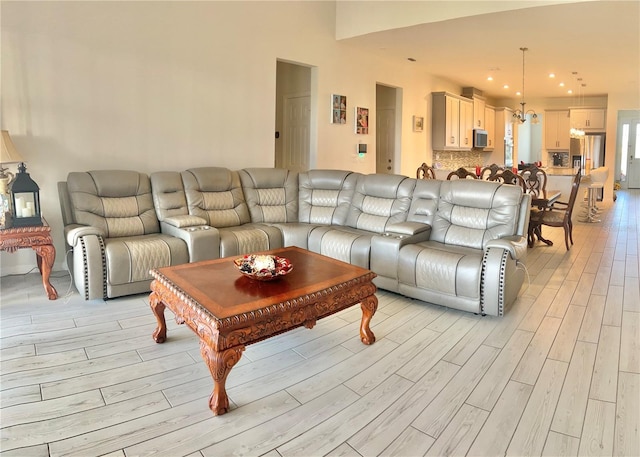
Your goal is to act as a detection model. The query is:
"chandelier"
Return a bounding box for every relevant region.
[512,47,539,124]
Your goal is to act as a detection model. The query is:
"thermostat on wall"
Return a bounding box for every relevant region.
[357,144,367,156]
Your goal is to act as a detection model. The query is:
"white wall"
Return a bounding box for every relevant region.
[0,1,449,272]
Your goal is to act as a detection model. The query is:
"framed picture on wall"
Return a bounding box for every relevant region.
[413,115,424,132]
[331,94,347,124]
[356,106,369,134]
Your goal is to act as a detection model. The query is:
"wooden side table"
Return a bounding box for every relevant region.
[0,218,58,300]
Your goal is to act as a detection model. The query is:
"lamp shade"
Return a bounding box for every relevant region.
[1,130,25,164]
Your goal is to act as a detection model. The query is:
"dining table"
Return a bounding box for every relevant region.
[528,189,561,247]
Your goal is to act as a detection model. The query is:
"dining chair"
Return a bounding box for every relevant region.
[446,167,478,180]
[521,165,548,199]
[529,169,582,250]
[479,163,503,180]
[416,163,436,180]
[487,168,526,191]
[521,165,550,246]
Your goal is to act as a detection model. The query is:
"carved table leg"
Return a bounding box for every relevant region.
[32,245,58,300]
[360,294,378,345]
[149,291,168,343]
[200,343,245,415]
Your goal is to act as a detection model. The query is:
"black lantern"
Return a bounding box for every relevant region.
[9,162,42,227]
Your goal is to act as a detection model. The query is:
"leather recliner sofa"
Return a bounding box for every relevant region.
[58,167,531,316]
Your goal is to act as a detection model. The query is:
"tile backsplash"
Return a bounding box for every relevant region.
[432,150,486,171]
[549,152,570,167]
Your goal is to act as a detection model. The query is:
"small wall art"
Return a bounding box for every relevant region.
[356,106,369,134]
[413,115,424,132]
[331,94,347,124]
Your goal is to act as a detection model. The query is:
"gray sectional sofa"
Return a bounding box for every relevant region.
[58,167,531,316]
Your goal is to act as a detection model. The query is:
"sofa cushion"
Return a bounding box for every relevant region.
[105,234,189,285]
[181,167,250,227]
[67,170,159,237]
[308,226,375,269]
[150,171,190,221]
[298,170,359,225]
[398,241,482,300]
[407,178,442,226]
[431,180,524,250]
[346,174,415,233]
[239,168,298,223]
[218,224,283,258]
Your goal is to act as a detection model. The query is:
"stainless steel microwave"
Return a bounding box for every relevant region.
[473,129,488,148]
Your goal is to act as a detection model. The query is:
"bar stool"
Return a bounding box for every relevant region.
[583,166,608,223]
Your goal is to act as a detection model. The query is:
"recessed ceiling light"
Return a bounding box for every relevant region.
[549,73,555,78]
[516,91,521,96]
[567,89,573,94]
[503,84,509,89]
[559,82,565,87]
[407,57,416,62]
[487,76,493,81]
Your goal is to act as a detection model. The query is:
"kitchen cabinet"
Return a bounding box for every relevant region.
[459,98,473,149]
[571,108,606,131]
[484,106,495,150]
[545,110,570,150]
[432,92,473,151]
[473,97,486,129]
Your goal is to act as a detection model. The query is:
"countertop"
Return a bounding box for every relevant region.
[433,166,583,179]
[544,167,579,176]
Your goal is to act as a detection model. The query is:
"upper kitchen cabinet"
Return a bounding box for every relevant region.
[462,87,486,130]
[432,92,473,151]
[545,110,571,150]
[459,98,474,149]
[484,105,495,150]
[571,108,606,131]
[473,97,486,129]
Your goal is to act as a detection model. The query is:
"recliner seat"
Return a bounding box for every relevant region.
[61,170,189,300]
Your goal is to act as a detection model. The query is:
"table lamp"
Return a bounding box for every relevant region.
[1,130,26,228]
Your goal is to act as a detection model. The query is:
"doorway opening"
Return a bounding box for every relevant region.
[275,61,315,172]
[617,110,640,189]
[376,84,402,174]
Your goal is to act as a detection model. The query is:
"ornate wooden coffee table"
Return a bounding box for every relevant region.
[149,246,377,415]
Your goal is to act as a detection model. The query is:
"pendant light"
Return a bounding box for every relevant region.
[512,47,539,124]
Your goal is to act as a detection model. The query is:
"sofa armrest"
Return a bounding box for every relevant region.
[481,237,528,316]
[65,224,106,247]
[384,221,431,237]
[159,221,220,262]
[62,225,107,300]
[485,235,528,261]
[163,215,208,228]
[371,225,432,280]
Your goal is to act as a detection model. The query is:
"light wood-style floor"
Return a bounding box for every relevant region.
[1,190,639,457]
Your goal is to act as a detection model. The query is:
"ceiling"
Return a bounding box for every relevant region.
[340,1,640,102]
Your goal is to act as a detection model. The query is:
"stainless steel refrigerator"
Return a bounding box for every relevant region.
[571,133,606,199]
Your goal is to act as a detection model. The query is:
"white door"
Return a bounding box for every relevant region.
[624,119,640,188]
[280,95,310,172]
[376,108,395,174]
